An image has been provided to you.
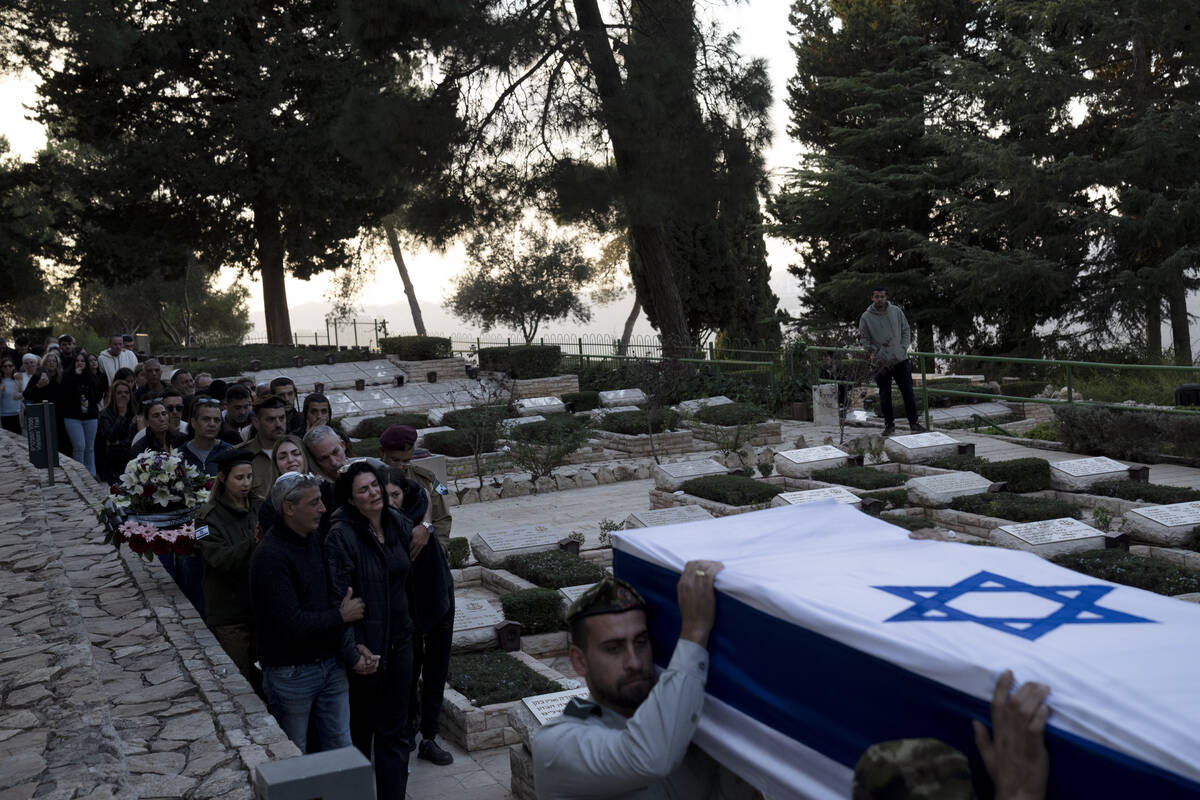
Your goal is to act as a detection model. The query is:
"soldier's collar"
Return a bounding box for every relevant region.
[562,697,602,719]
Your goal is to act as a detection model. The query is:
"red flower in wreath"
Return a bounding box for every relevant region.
[172,537,193,556]
[142,484,156,497]
[150,536,172,555]
[127,534,149,554]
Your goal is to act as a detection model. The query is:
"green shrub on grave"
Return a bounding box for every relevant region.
[693,402,769,426]
[478,345,562,379]
[447,651,559,706]
[812,466,908,490]
[885,516,935,531]
[949,494,1079,522]
[680,475,782,506]
[1024,421,1060,441]
[505,550,607,589]
[512,414,589,445]
[594,408,681,435]
[500,588,565,635]
[862,488,910,509]
[446,537,471,569]
[348,437,381,459]
[1053,405,1200,463]
[441,405,510,430]
[978,458,1051,493]
[927,455,987,472]
[424,429,497,458]
[378,335,452,361]
[351,413,430,438]
[1052,549,1200,597]
[562,390,601,412]
[1085,480,1200,505]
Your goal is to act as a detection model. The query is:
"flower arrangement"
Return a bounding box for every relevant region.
[96,449,213,560]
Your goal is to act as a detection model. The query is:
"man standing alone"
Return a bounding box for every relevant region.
[859,287,924,436]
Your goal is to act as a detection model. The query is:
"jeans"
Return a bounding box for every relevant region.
[63,417,98,477]
[351,634,413,800]
[262,657,352,754]
[875,359,920,426]
[409,605,454,739]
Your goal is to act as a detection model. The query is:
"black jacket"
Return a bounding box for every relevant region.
[250,519,352,668]
[325,506,413,669]
[390,477,454,632]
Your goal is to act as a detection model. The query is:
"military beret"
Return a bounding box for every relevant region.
[851,738,973,800]
[211,448,255,472]
[380,424,418,451]
[565,576,647,625]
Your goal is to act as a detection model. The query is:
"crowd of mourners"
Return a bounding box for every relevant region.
[2,331,453,799]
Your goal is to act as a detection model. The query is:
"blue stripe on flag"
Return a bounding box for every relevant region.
[614,549,1200,798]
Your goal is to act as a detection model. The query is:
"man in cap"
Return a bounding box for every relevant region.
[379,423,456,766]
[533,562,733,798]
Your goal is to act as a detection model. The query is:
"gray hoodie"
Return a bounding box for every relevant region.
[858,301,911,370]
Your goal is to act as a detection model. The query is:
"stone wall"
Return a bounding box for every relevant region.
[589,429,696,456]
[439,651,571,751]
[386,356,469,382]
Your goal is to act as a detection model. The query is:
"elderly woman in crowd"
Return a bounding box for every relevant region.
[325,460,415,800]
[23,350,71,457]
[195,449,263,693]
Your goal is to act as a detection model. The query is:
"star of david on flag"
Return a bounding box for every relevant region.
[874,570,1155,640]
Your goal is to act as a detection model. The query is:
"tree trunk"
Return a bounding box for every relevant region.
[1146,297,1162,358]
[383,220,426,336]
[573,0,692,357]
[1167,280,1192,365]
[255,201,292,345]
[619,296,641,355]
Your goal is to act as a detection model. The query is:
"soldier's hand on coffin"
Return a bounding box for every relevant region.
[678,560,725,648]
[972,669,1050,800]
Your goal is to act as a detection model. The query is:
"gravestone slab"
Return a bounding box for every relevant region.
[774,445,849,478]
[416,426,453,444]
[557,584,594,613]
[992,518,1107,557]
[650,458,728,491]
[470,526,563,567]
[451,598,506,650]
[675,396,734,415]
[884,431,961,464]
[426,406,455,425]
[591,405,640,417]
[812,384,840,426]
[770,487,862,509]
[515,396,568,416]
[523,688,592,727]
[1124,502,1200,547]
[1049,456,1130,492]
[599,388,648,407]
[906,471,994,507]
[623,505,716,529]
[498,415,546,436]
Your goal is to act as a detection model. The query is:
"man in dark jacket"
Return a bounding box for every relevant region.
[249,472,373,752]
[858,287,926,436]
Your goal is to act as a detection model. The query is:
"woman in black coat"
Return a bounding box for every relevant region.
[324,460,414,800]
[97,379,139,484]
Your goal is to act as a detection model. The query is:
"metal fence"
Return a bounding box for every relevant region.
[242,319,387,350]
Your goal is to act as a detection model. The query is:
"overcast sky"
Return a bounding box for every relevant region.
[1,2,808,340]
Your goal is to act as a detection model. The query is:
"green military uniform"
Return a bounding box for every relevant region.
[399,461,452,549]
[851,738,974,800]
[236,436,277,502]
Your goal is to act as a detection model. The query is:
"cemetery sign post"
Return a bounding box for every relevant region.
[25,401,58,485]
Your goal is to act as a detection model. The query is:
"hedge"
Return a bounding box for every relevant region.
[562,390,600,412]
[1054,405,1200,463]
[160,343,366,379]
[594,409,681,435]
[693,402,769,426]
[446,537,471,569]
[861,488,910,509]
[925,456,1051,492]
[378,335,452,361]
[441,405,509,430]
[927,455,987,472]
[351,412,429,438]
[423,429,497,458]
[812,466,907,490]
[1053,549,1200,596]
[886,516,935,532]
[1085,480,1200,505]
[478,345,562,379]
[680,475,782,506]
[500,588,565,634]
[510,415,589,445]
[504,550,607,589]
[949,494,1079,522]
[349,437,381,459]
[447,651,559,706]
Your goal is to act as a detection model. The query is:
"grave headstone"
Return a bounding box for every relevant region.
[812,384,840,426]
[906,471,995,507]
[623,505,716,529]
[650,458,728,492]
[451,597,507,650]
[991,518,1107,557]
[522,688,592,727]
[599,388,648,407]
[675,396,734,415]
[498,415,546,436]
[515,396,568,416]
[1049,456,1130,492]
[470,526,562,567]
[1124,502,1200,547]
[883,431,961,464]
[773,445,849,478]
[770,487,862,509]
[557,583,594,613]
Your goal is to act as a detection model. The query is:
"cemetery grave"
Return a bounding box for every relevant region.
[598,388,648,407]
[650,458,729,491]
[674,395,734,414]
[771,486,862,509]
[590,409,695,455]
[905,471,997,507]
[623,504,716,529]
[991,518,1109,557]
[774,445,850,478]
[653,474,783,516]
[1049,456,1135,491]
[514,396,569,416]
[883,431,968,464]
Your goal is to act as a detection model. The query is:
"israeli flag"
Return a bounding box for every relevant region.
[612,501,1200,799]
